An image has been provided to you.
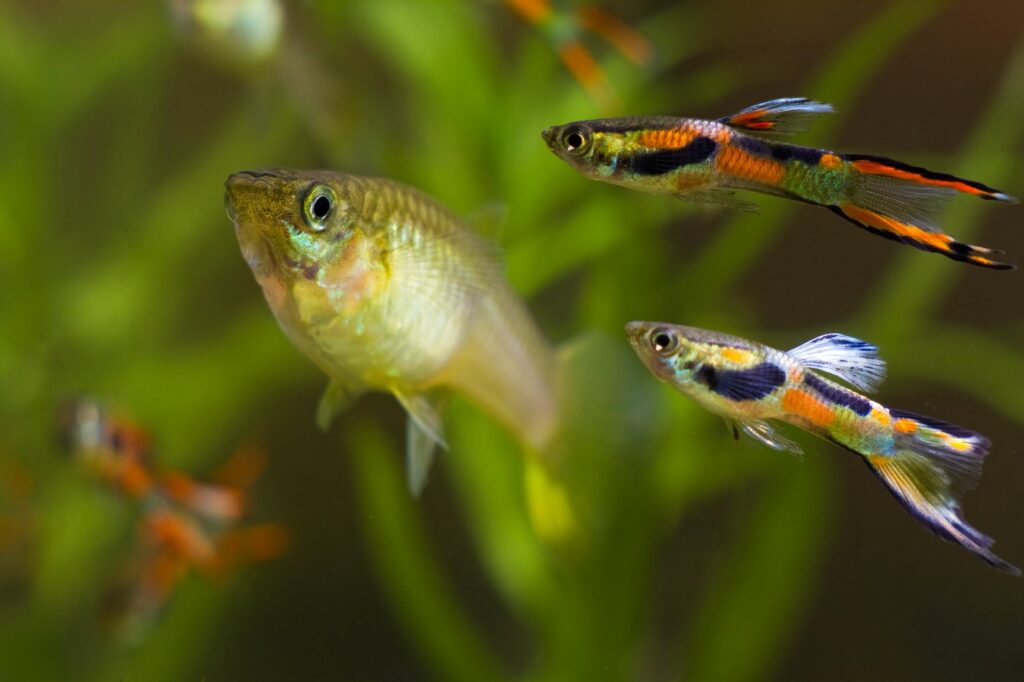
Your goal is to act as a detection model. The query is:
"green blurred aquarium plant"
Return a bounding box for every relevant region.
[0,0,1022,680]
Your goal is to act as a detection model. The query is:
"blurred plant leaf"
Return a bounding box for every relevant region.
[348,420,510,682]
[682,462,831,682]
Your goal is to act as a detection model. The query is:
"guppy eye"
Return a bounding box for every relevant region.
[302,183,336,232]
[563,126,589,153]
[651,329,677,354]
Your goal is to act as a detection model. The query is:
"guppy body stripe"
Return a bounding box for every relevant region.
[589,117,847,202]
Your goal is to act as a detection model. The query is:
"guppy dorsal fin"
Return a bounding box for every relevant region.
[787,333,886,393]
[719,97,833,136]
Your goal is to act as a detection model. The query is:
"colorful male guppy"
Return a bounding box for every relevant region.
[627,321,1019,574]
[543,98,1017,268]
[225,171,560,495]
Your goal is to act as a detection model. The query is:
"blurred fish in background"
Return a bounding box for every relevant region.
[0,457,34,615]
[168,0,283,64]
[503,0,651,106]
[58,398,289,639]
[168,0,346,157]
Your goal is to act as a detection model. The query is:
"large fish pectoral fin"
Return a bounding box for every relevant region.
[316,378,366,432]
[395,390,449,497]
[405,415,440,498]
[736,419,804,460]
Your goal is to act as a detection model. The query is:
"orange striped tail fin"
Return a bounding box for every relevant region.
[832,154,1016,269]
[847,154,1017,203]
[865,410,1019,575]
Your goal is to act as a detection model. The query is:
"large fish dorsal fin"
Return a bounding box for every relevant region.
[788,333,886,393]
[719,97,833,136]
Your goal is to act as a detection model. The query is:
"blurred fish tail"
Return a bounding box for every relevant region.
[863,410,1019,575]
[442,287,561,454]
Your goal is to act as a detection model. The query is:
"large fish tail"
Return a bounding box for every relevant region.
[440,286,561,453]
[863,409,1019,575]
[830,154,1016,269]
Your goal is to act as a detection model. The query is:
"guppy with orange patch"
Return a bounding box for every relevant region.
[543,98,1017,268]
[626,321,1019,575]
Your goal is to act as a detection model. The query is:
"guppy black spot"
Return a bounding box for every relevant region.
[737,136,772,157]
[696,362,786,401]
[632,136,717,176]
[770,143,823,165]
[694,364,717,389]
[302,264,320,281]
[803,373,872,416]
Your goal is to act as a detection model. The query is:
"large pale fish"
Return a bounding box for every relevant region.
[224,170,560,494]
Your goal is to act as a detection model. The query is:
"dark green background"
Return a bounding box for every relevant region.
[1,1,1022,679]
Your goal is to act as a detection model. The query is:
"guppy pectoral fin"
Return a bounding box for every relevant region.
[675,188,760,214]
[718,97,834,136]
[316,379,366,432]
[735,419,804,460]
[723,418,740,441]
[395,391,449,497]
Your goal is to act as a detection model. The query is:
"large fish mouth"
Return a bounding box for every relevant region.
[224,170,290,279]
[224,169,286,207]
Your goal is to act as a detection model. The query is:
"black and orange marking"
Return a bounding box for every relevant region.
[846,154,1015,201]
[830,204,1012,269]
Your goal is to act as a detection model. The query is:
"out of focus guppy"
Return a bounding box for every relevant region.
[627,322,1018,574]
[59,398,289,631]
[544,98,1017,268]
[224,171,560,495]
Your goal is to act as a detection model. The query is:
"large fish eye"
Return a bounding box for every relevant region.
[562,126,590,154]
[302,183,336,232]
[650,329,678,355]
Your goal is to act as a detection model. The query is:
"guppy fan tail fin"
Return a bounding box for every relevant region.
[719,97,833,135]
[831,155,1016,269]
[864,411,1019,575]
